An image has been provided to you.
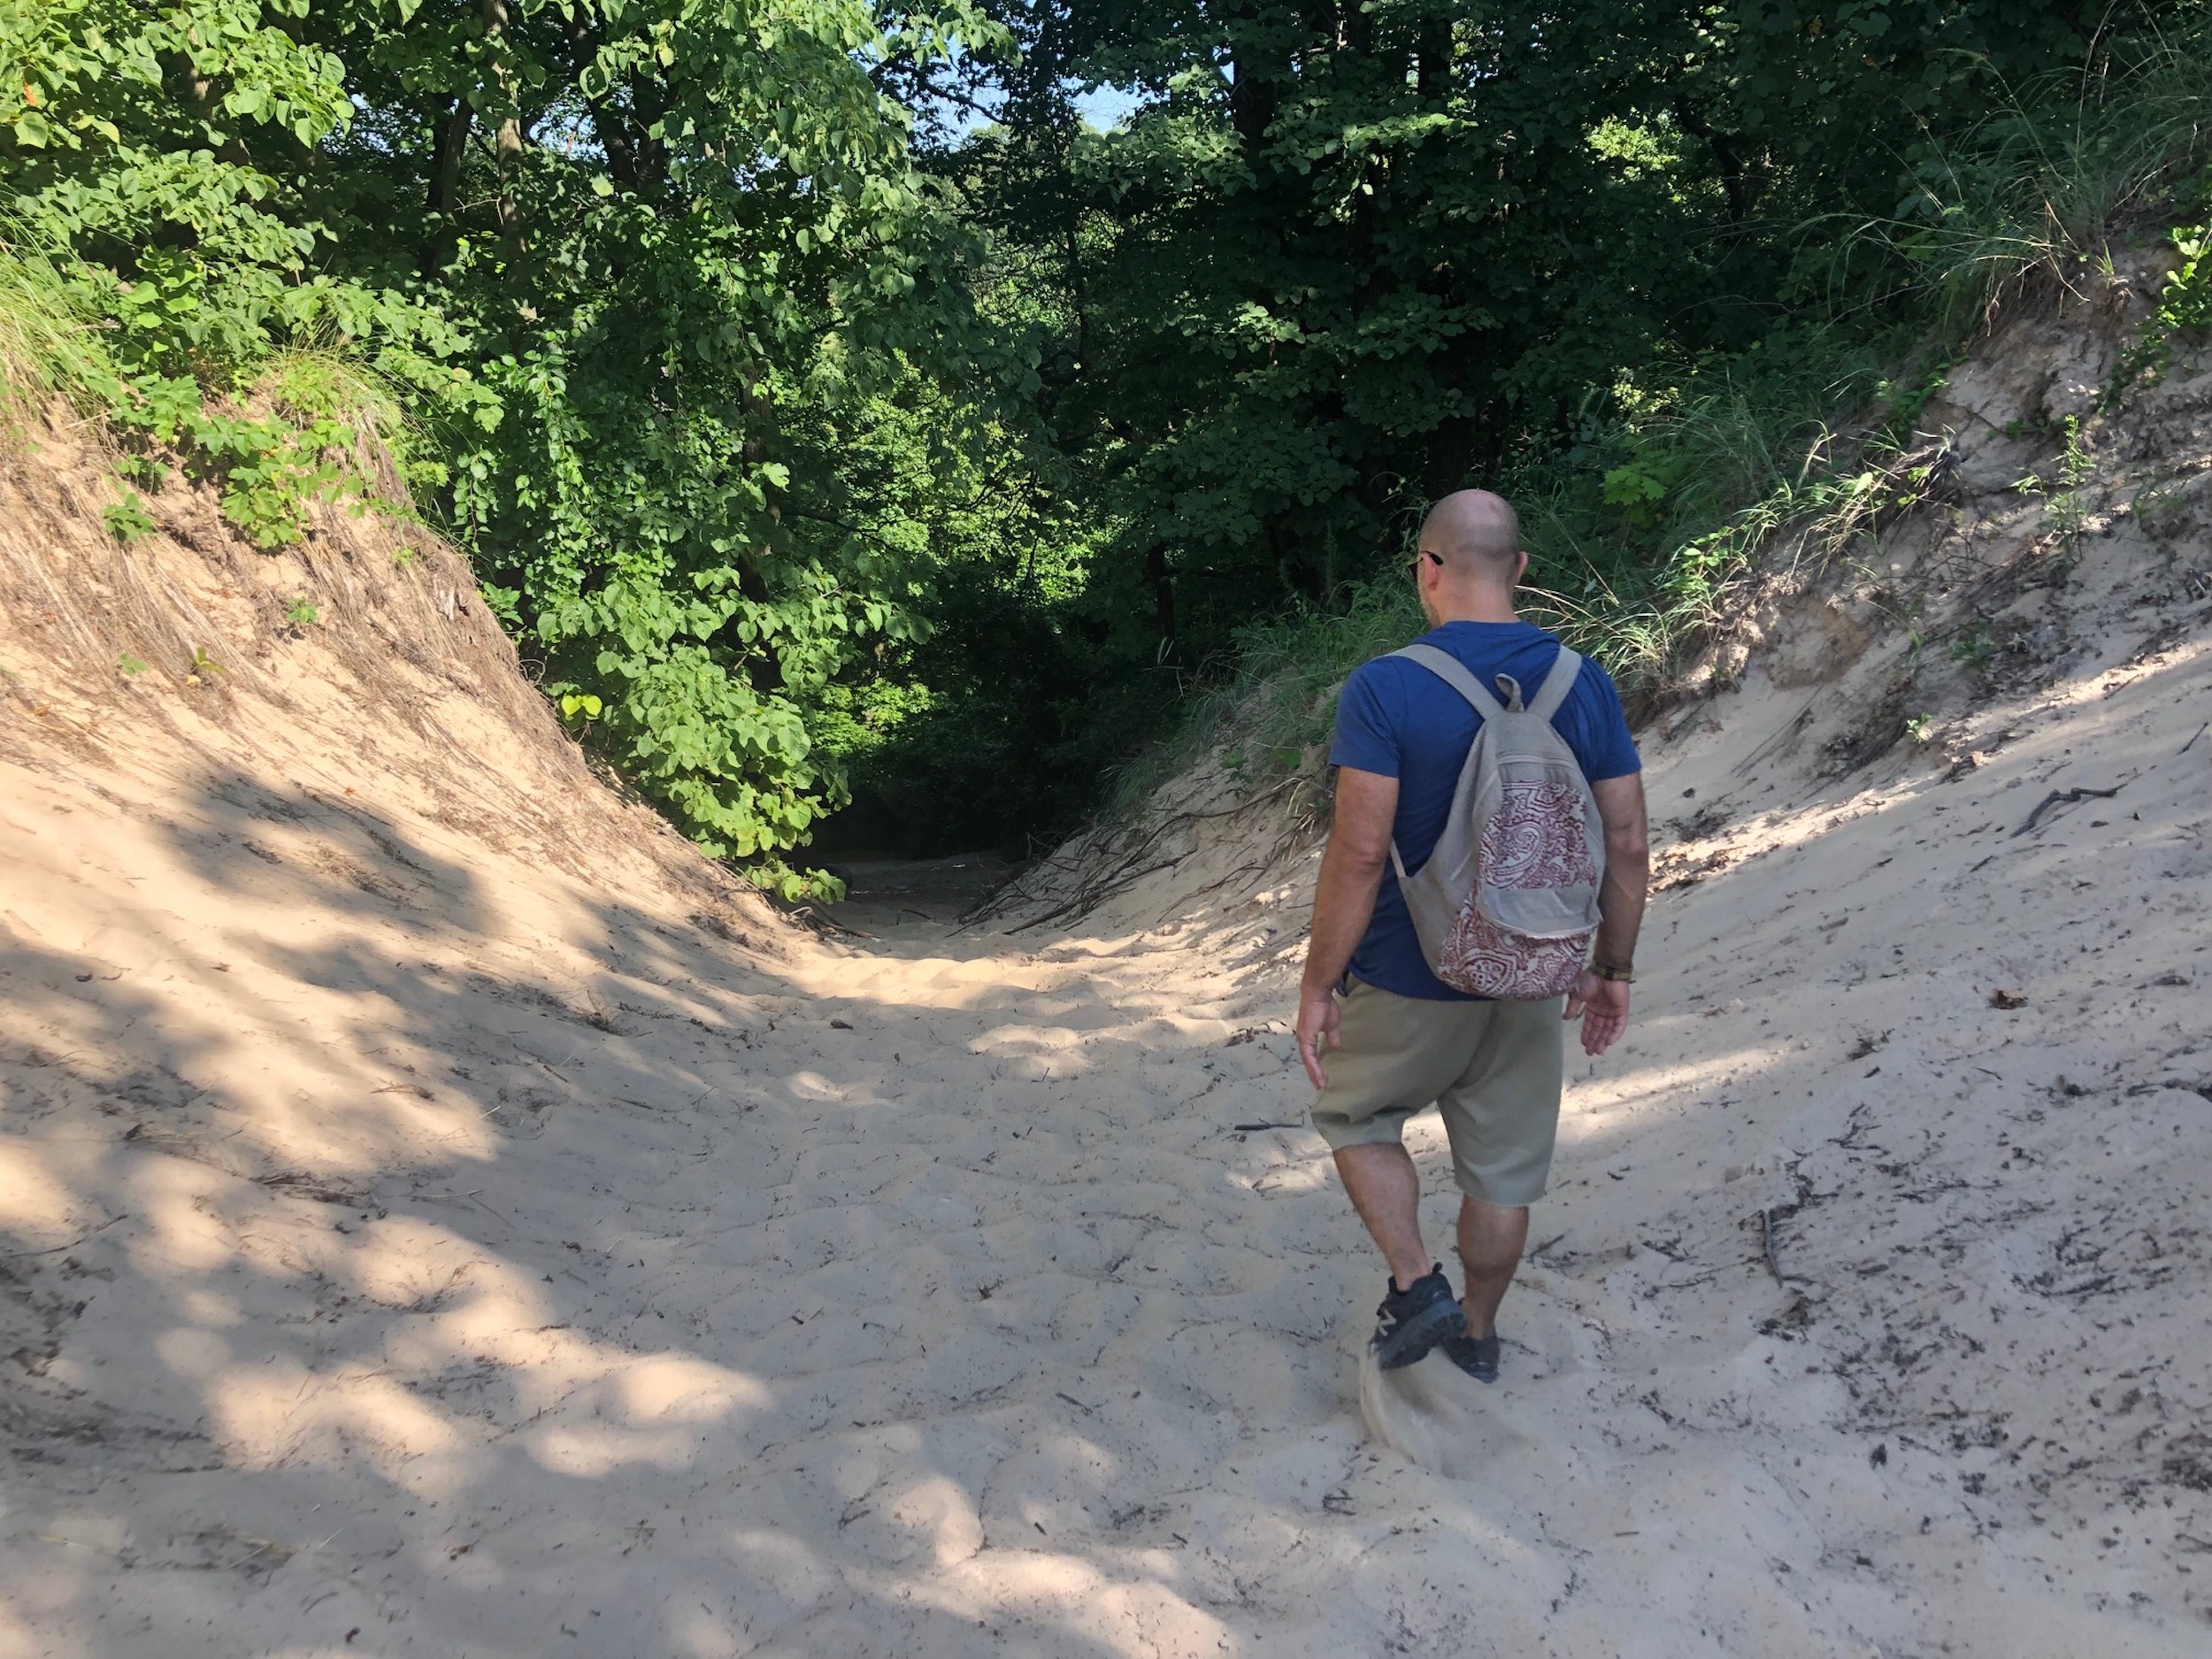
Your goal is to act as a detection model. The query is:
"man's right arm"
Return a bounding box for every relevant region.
[1296,766,1398,1089]
[1564,771,1649,1056]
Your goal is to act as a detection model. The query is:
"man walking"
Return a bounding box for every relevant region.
[1295,489,1649,1383]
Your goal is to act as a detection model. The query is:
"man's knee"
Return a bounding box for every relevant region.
[1334,1140,1415,1173]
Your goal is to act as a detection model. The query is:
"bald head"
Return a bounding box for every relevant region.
[1418,489,1522,582]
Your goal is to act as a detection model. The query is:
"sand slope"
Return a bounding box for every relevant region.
[3,307,2210,1656]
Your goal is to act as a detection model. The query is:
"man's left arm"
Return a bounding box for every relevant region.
[1563,771,1649,1056]
[1296,766,1399,1089]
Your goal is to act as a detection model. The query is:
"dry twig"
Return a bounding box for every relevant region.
[2013,783,2121,837]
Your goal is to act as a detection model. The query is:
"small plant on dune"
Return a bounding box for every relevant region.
[2046,416,2093,537]
[283,596,319,631]
[1950,621,1998,673]
[2009,416,2094,539]
[2133,481,2189,540]
[2112,220,2212,396]
[102,490,154,545]
[116,651,146,677]
[184,646,224,685]
[115,453,167,490]
[1905,712,1935,746]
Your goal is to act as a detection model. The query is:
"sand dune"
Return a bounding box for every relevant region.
[3,308,2210,1655]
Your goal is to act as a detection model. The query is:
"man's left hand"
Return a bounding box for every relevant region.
[1296,983,1340,1090]
[1563,972,1630,1056]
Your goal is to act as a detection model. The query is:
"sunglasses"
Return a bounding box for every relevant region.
[1407,549,1443,574]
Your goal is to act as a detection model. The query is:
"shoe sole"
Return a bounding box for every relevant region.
[1371,1297,1463,1371]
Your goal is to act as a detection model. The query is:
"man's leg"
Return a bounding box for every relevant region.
[1313,982,1479,1290]
[1434,995,1564,1372]
[1312,982,1486,1368]
[1333,1142,1431,1292]
[1456,1196,1530,1339]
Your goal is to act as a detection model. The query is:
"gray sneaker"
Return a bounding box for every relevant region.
[1370,1265,1463,1371]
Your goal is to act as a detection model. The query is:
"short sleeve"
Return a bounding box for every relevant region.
[1565,658,1641,781]
[1329,661,1402,778]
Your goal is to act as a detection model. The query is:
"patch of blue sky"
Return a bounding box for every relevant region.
[1072,84,1143,131]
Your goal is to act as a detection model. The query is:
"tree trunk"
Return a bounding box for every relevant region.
[1672,96,1755,226]
[1147,545,1177,659]
[482,0,526,257]
[1416,16,1453,104]
[1225,4,1281,155]
[425,98,472,274]
[1228,65,1276,153]
[1340,0,1371,57]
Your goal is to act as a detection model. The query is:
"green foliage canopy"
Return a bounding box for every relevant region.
[3,0,1027,892]
[948,2,2135,651]
[4,0,2200,874]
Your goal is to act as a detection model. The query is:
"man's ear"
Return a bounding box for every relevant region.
[1513,549,1530,586]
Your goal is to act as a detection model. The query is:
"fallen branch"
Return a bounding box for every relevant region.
[2012,784,2121,837]
[1761,1207,1788,1287]
[1004,861,1182,935]
[964,775,1306,933]
[13,1213,126,1256]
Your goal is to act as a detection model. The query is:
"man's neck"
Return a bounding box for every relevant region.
[1425,587,1520,626]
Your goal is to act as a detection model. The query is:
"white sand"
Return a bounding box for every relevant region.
[3,309,2209,1655]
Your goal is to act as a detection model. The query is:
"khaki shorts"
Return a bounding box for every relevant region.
[1310,979,1565,1207]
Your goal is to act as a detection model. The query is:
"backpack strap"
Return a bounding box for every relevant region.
[1390,643,1507,721]
[1527,646,1584,721]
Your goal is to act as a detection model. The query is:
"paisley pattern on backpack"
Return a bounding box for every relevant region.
[1479,780,1599,890]
[1436,780,1599,999]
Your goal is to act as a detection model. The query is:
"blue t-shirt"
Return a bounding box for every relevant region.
[1328,620,1641,1001]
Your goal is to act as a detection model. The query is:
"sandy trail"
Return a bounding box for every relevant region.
[4,308,2211,1654]
[4,600,2207,1656]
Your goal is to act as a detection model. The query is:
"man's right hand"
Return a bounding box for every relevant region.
[1296,767,1395,1092]
[1564,972,1630,1056]
[1296,982,1340,1090]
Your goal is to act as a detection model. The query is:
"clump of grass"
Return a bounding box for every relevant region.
[1,228,421,556]
[1831,22,2212,331]
[1509,337,1925,699]
[0,240,85,392]
[255,345,421,490]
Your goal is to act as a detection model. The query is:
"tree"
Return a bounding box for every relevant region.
[5,0,1018,890]
[948,0,2138,671]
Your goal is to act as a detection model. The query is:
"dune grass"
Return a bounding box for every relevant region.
[0,238,95,409]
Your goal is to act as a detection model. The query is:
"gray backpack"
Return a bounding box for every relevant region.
[1386,643,1605,1000]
